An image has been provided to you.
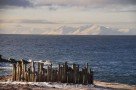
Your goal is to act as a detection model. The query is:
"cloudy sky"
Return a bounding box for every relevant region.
[0,0,136,34]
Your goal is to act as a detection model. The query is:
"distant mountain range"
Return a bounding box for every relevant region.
[0,24,135,35]
[42,24,136,35]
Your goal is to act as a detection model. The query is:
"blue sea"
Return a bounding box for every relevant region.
[0,34,136,85]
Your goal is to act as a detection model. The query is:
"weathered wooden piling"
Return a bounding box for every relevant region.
[31,61,35,82]
[0,55,93,84]
[12,64,16,81]
[58,64,61,81]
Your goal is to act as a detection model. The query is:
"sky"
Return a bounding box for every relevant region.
[0,0,136,35]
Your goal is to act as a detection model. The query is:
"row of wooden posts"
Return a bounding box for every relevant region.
[0,55,93,84]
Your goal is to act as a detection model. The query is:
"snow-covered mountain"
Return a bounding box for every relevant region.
[42,24,136,35]
[1,24,135,35]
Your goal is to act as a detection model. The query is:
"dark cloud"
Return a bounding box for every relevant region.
[0,0,31,8]
[0,0,135,9]
[33,0,136,7]
[31,0,136,12]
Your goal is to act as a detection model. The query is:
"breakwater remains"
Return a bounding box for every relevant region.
[0,55,93,84]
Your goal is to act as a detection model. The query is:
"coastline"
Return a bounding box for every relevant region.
[0,75,135,90]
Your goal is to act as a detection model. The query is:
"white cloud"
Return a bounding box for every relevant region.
[118,29,130,33]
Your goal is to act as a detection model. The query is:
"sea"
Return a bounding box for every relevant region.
[0,34,136,85]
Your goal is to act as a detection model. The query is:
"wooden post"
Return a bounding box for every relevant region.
[47,65,50,82]
[76,65,79,84]
[16,62,19,81]
[60,66,63,82]
[23,63,27,81]
[58,64,61,81]
[28,66,31,82]
[61,65,65,83]
[19,61,22,81]
[21,59,26,81]
[25,72,28,81]
[49,64,51,82]
[55,70,58,82]
[82,68,87,84]
[42,68,46,82]
[66,71,69,83]
[7,58,94,84]
[12,64,16,81]
[63,62,67,83]
[73,63,77,83]
[89,69,93,84]
[37,62,40,82]
[39,62,43,82]
[31,61,35,82]
[86,63,89,84]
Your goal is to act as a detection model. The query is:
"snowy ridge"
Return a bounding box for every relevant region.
[41,24,136,35]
